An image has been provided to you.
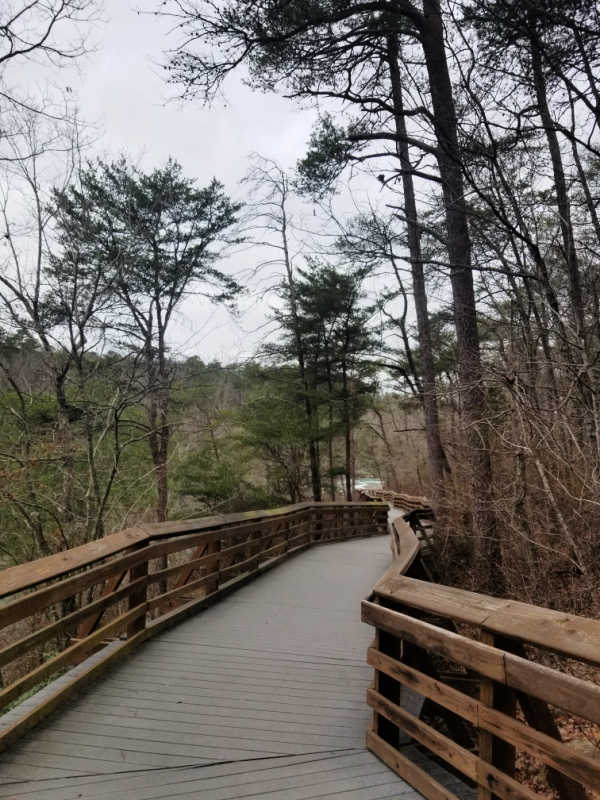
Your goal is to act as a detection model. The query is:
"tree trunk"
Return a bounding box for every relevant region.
[386,33,451,507]
[421,0,500,590]
[342,363,352,502]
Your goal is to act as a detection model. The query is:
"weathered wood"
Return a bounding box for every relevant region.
[0,603,146,711]
[0,501,384,601]
[0,543,155,631]
[368,689,547,800]
[503,650,600,725]
[0,527,148,599]
[0,633,146,754]
[363,600,600,725]
[368,642,585,789]
[366,647,478,724]
[367,688,478,780]
[373,575,600,666]
[362,600,507,682]
[127,543,148,637]
[504,640,586,800]
[478,704,598,791]
[76,569,128,639]
[478,631,495,800]
[367,729,461,800]
[0,575,147,668]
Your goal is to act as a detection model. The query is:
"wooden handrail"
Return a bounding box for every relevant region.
[362,493,600,800]
[0,500,388,753]
[0,501,328,598]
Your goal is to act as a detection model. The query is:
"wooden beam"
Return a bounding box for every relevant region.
[363,600,600,725]
[367,730,461,800]
[372,575,600,667]
[0,576,147,668]
[0,603,146,711]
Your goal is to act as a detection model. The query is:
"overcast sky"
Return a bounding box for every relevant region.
[7,1,404,364]
[32,0,328,363]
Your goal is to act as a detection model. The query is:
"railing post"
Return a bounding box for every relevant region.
[252,527,261,571]
[478,632,517,800]
[127,543,148,638]
[207,537,221,594]
[374,601,402,749]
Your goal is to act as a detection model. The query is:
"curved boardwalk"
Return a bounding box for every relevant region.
[0,537,462,800]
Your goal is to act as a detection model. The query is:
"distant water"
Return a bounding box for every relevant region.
[354,478,383,490]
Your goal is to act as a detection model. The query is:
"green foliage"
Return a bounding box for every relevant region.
[174,447,249,509]
[0,392,58,426]
[296,114,367,198]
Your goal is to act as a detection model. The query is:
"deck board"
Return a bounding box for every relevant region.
[0,536,465,799]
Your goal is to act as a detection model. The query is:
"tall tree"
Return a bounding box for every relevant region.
[244,157,323,500]
[52,158,241,521]
[158,0,500,585]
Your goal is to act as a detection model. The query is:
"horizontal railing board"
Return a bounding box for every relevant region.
[366,730,462,800]
[366,648,600,790]
[0,502,387,598]
[372,574,600,666]
[364,486,600,800]
[0,527,148,600]
[362,599,600,725]
[0,603,147,711]
[0,575,148,668]
[368,690,541,800]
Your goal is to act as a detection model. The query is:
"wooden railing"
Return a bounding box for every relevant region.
[362,506,600,799]
[0,500,388,751]
[358,488,432,515]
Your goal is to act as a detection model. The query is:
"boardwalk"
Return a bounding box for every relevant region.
[0,536,468,800]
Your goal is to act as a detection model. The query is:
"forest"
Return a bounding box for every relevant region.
[1,0,600,620]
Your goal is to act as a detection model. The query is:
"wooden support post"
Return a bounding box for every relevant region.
[127,544,148,638]
[504,639,586,800]
[375,601,402,748]
[252,527,261,571]
[478,632,517,800]
[206,538,221,593]
[478,631,495,800]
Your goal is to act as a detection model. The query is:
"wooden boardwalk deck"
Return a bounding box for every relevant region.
[0,536,468,800]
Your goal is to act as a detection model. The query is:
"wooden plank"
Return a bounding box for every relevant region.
[146,550,217,587]
[76,570,127,639]
[504,651,600,725]
[0,530,389,778]
[366,647,478,724]
[0,603,146,711]
[0,543,155,630]
[504,640,586,800]
[147,572,217,613]
[363,600,600,726]
[127,545,148,637]
[0,527,149,599]
[474,762,542,800]
[484,602,600,667]
[367,688,477,780]
[0,575,147,668]
[367,730,461,800]
[372,575,506,626]
[478,705,599,791]
[372,575,600,666]
[362,600,506,682]
[368,689,543,800]
[0,502,360,601]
